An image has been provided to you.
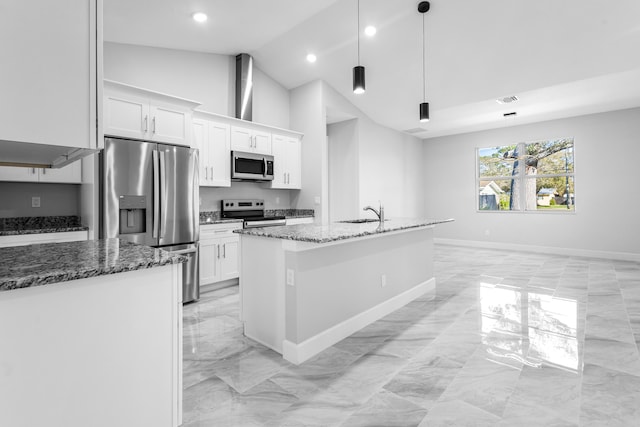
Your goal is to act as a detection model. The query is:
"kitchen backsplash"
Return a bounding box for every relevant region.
[199,182,292,212]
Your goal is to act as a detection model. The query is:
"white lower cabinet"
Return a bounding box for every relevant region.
[200,223,242,285]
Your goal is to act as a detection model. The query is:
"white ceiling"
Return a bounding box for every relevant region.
[104,0,640,139]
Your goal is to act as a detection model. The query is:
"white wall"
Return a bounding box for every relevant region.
[328,119,359,221]
[424,107,640,258]
[253,68,290,129]
[290,81,326,221]
[357,118,426,219]
[322,82,426,221]
[104,42,234,115]
[0,182,79,218]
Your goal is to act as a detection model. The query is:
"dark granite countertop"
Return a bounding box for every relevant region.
[199,209,314,225]
[235,218,454,244]
[0,216,89,236]
[0,238,185,292]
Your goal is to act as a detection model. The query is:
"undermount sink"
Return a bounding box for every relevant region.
[338,218,387,224]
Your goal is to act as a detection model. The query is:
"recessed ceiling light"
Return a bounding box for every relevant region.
[496,95,519,104]
[364,26,377,36]
[192,12,207,23]
[306,53,317,63]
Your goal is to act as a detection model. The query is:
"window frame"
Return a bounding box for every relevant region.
[475,137,576,214]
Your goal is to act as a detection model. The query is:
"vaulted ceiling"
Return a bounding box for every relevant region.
[105,0,640,138]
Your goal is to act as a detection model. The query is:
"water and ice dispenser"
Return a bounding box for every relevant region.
[118,195,147,235]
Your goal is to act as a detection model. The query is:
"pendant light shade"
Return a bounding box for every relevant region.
[353,0,365,94]
[419,2,430,121]
[420,102,429,122]
[353,65,365,94]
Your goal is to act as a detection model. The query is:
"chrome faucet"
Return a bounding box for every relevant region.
[363,202,384,222]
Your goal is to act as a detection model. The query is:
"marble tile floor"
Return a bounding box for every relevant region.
[182,244,640,426]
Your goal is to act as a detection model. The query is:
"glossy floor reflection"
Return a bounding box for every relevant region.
[182,244,640,426]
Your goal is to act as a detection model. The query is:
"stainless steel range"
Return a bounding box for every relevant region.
[221,199,286,228]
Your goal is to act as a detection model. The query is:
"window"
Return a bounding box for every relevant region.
[477,138,575,212]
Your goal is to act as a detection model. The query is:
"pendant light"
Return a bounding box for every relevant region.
[353,0,365,94]
[418,1,430,122]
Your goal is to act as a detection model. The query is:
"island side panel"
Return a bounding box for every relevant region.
[0,264,181,427]
[240,235,286,352]
[284,227,434,363]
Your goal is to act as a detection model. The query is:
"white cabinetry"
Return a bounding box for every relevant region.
[271,134,301,189]
[0,230,88,248]
[192,117,231,187]
[0,0,101,164]
[231,126,272,155]
[104,80,200,146]
[0,161,82,184]
[200,223,242,285]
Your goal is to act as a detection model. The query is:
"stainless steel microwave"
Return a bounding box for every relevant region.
[231,151,274,181]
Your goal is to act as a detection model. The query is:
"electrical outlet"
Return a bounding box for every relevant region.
[314,196,321,205]
[381,274,387,288]
[276,197,280,205]
[286,269,295,286]
[31,197,41,208]
[484,229,490,236]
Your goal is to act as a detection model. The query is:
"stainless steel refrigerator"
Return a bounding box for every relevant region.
[100,137,200,303]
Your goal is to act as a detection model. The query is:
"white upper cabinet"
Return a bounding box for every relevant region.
[192,116,231,187]
[0,161,82,184]
[231,126,272,155]
[103,80,200,146]
[0,0,101,166]
[270,134,301,189]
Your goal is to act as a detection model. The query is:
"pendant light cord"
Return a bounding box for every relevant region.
[422,12,426,102]
[357,0,361,65]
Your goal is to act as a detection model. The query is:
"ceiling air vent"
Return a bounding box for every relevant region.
[403,127,428,134]
[496,95,519,104]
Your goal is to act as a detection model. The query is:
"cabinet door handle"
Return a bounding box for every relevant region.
[42,168,46,175]
[223,243,226,258]
[152,117,156,134]
[216,244,220,259]
[205,165,208,180]
[143,115,148,132]
[210,167,213,179]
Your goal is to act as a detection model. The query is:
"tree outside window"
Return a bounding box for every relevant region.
[477,138,575,212]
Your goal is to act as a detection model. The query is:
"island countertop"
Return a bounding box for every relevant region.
[235,217,454,244]
[0,238,185,292]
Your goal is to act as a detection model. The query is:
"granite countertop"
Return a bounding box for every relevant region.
[235,217,454,244]
[0,216,89,236]
[0,238,185,292]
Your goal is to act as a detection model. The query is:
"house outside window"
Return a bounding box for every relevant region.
[477,138,575,212]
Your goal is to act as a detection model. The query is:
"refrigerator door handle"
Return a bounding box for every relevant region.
[152,150,160,239]
[159,149,167,239]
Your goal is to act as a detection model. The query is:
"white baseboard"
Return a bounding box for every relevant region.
[434,238,640,263]
[282,277,436,365]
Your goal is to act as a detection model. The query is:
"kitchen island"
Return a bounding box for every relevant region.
[0,239,184,427]
[237,218,453,364]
